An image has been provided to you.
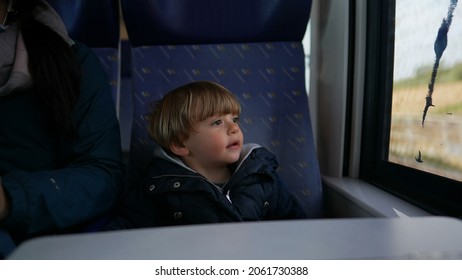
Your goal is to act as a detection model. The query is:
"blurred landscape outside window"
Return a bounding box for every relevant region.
[390,0,462,181]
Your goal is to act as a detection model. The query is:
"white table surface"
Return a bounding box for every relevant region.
[8,216,462,260]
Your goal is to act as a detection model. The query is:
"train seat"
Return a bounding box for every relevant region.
[48,0,121,116]
[121,0,323,218]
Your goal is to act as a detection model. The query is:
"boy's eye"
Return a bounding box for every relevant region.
[233,117,240,123]
[212,119,223,126]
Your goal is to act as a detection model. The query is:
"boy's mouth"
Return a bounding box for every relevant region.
[227,141,241,149]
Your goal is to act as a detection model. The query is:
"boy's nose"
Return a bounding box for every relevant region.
[228,121,240,134]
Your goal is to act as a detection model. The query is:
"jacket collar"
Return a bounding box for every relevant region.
[153,143,262,174]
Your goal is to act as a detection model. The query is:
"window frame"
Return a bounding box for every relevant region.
[360,0,462,218]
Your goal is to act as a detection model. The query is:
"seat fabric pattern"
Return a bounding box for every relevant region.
[128,42,323,218]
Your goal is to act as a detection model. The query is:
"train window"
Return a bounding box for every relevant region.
[361,0,462,217]
[391,0,461,182]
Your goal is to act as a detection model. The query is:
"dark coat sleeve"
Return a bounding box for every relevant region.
[104,182,159,230]
[245,147,308,220]
[105,160,168,230]
[269,173,308,220]
[0,43,125,237]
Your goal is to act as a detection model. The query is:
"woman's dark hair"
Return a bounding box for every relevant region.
[15,0,81,139]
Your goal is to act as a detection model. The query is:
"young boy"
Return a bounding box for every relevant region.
[107,81,306,229]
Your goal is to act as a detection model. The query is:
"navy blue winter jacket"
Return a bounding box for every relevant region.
[107,144,306,229]
[0,42,125,247]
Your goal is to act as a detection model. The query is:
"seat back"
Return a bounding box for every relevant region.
[48,0,121,115]
[121,0,323,218]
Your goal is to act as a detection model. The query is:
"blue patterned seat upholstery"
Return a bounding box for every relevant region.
[122,0,323,218]
[48,0,120,114]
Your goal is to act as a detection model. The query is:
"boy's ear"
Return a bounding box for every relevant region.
[169,142,189,157]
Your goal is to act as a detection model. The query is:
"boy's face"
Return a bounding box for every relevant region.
[182,113,243,170]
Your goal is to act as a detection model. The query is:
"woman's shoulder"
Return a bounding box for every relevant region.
[72,42,104,74]
[71,41,94,58]
[71,41,112,101]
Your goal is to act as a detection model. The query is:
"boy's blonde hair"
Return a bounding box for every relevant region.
[148,81,241,150]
